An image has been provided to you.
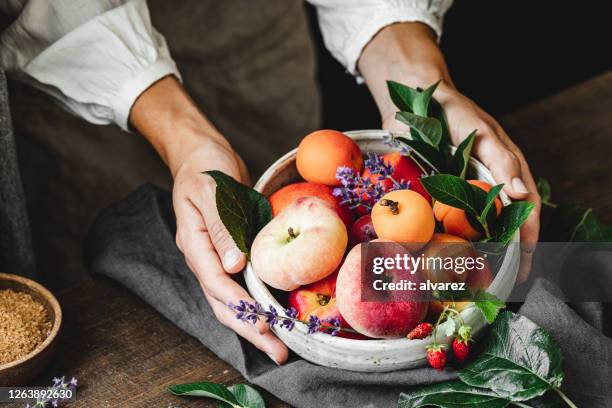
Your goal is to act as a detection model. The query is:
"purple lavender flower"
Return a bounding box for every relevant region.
[263,305,280,326]
[306,315,321,334]
[323,317,342,336]
[280,307,298,331]
[364,153,394,179]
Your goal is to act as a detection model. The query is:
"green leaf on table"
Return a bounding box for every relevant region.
[458,311,564,401]
[473,290,506,324]
[413,80,441,117]
[398,380,510,408]
[204,170,272,254]
[387,80,419,112]
[480,183,504,225]
[396,111,443,148]
[421,174,478,216]
[228,384,266,408]
[396,137,446,173]
[492,201,535,245]
[542,201,612,242]
[449,130,476,179]
[169,382,239,406]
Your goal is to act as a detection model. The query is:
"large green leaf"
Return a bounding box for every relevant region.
[204,170,272,254]
[458,312,565,401]
[493,201,535,245]
[429,98,450,152]
[421,174,478,216]
[396,137,446,173]
[480,184,504,224]
[398,381,510,408]
[396,111,443,148]
[473,290,506,324]
[169,382,239,406]
[387,80,419,112]
[228,384,265,408]
[413,80,441,117]
[449,131,476,179]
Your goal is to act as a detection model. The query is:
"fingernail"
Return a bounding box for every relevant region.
[512,177,528,194]
[266,352,281,365]
[222,249,241,270]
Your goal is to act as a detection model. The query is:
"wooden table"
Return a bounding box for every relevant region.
[12,71,612,408]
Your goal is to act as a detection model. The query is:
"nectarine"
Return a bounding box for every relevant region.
[349,214,377,247]
[433,180,502,241]
[296,130,363,186]
[251,197,347,291]
[371,190,435,249]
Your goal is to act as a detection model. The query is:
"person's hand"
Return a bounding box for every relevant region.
[130,76,288,364]
[382,82,541,283]
[359,22,540,283]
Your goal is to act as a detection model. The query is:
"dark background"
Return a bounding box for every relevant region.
[307,1,612,130]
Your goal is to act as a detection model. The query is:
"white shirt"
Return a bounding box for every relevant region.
[0,0,452,131]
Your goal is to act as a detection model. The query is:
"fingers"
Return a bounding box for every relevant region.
[473,127,529,200]
[197,176,247,274]
[206,292,289,365]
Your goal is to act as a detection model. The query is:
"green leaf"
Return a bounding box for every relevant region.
[204,170,272,254]
[228,384,265,408]
[542,201,612,242]
[169,382,239,406]
[395,137,446,173]
[480,183,504,224]
[421,174,478,216]
[413,80,441,117]
[398,381,510,408]
[493,201,535,245]
[430,98,451,152]
[396,111,443,148]
[450,131,476,179]
[458,311,565,401]
[537,178,553,205]
[473,290,506,324]
[444,317,457,337]
[387,80,419,112]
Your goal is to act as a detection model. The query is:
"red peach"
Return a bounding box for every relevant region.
[349,214,377,247]
[269,182,353,229]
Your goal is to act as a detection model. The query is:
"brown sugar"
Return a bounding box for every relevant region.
[0,289,52,365]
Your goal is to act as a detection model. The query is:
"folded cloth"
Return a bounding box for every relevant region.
[84,184,612,407]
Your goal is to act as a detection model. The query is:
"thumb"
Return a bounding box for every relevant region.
[199,178,247,274]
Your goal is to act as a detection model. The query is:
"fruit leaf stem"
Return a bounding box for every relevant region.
[553,388,579,408]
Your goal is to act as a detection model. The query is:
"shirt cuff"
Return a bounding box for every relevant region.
[346,7,444,79]
[113,59,182,131]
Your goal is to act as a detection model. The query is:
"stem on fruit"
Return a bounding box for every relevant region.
[287,227,299,242]
[380,199,400,215]
[554,388,579,408]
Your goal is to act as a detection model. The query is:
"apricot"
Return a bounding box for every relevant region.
[269,182,353,229]
[296,130,363,186]
[433,180,502,241]
[371,190,435,249]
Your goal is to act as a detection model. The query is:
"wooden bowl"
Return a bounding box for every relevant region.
[244,130,519,372]
[0,273,62,386]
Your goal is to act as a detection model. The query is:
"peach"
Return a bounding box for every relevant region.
[251,197,347,291]
[336,241,428,338]
[433,180,502,241]
[269,182,353,230]
[296,130,363,186]
[288,272,366,339]
[363,152,431,202]
[371,190,435,250]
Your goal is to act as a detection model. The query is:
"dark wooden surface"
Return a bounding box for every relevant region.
[12,71,612,407]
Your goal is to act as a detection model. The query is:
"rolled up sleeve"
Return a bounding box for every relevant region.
[308,0,454,76]
[0,0,180,131]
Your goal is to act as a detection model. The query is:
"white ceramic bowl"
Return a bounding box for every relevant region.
[244,130,519,372]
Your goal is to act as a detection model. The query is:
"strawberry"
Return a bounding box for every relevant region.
[426,345,447,371]
[452,338,470,363]
[407,323,433,340]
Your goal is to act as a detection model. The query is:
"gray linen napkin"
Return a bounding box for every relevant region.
[84,184,612,408]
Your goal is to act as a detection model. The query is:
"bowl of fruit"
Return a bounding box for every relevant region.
[240,124,526,372]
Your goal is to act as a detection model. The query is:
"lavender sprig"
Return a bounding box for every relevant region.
[228,301,350,336]
[25,376,78,408]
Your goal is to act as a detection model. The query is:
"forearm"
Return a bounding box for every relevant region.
[129,76,230,177]
[358,22,453,124]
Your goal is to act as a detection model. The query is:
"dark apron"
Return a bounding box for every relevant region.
[6,1,320,286]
